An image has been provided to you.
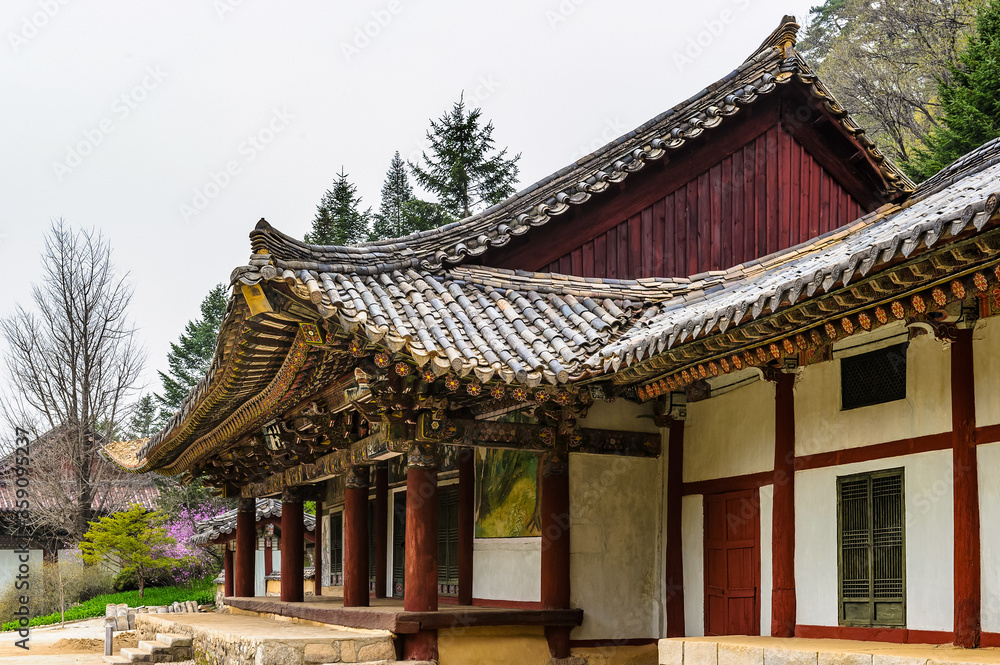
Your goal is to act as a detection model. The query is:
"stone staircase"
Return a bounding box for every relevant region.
[102,632,192,663]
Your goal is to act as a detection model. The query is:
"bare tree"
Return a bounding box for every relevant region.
[802,0,981,164]
[0,220,149,545]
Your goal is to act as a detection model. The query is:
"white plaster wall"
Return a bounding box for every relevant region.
[254,550,266,596]
[569,453,661,640]
[974,317,1000,428]
[978,442,1000,631]
[684,379,775,483]
[0,549,41,595]
[795,449,954,630]
[580,398,659,433]
[682,494,704,636]
[472,538,540,602]
[795,331,951,456]
[759,484,773,637]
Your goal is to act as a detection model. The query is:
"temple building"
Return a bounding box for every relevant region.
[104,16,1000,665]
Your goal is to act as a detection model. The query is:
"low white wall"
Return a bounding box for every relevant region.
[795,330,951,456]
[684,379,775,483]
[759,484,773,637]
[569,452,662,640]
[795,449,953,631]
[979,442,1000,632]
[472,537,540,602]
[0,549,41,596]
[974,317,1000,428]
[682,494,704,637]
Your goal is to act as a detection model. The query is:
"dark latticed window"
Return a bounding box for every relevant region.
[838,469,905,627]
[330,512,343,586]
[438,485,459,595]
[841,343,907,410]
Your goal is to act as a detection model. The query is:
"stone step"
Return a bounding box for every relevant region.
[119,646,171,663]
[137,640,170,654]
[155,632,193,648]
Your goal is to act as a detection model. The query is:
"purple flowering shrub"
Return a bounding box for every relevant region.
[153,505,229,586]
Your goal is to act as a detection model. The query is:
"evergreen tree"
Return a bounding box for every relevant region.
[370,152,413,240]
[904,0,1000,180]
[305,169,371,245]
[127,395,158,439]
[410,94,521,219]
[155,283,228,425]
[369,152,456,241]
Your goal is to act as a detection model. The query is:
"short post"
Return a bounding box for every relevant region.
[105,625,113,656]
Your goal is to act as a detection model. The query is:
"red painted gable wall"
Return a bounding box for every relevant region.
[539,126,862,279]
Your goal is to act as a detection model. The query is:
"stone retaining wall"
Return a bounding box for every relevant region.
[104,600,201,631]
[135,614,396,665]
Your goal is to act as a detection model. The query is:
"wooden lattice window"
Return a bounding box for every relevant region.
[438,485,459,595]
[329,511,343,586]
[841,343,907,410]
[838,468,905,627]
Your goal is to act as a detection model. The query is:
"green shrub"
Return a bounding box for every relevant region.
[0,578,214,632]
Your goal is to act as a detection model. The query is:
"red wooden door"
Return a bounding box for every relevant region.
[704,490,761,636]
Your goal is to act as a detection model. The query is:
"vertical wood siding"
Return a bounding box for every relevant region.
[541,127,863,279]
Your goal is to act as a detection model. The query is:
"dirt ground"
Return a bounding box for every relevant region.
[0,617,136,664]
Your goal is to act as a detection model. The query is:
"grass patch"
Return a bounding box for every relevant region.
[1,579,214,632]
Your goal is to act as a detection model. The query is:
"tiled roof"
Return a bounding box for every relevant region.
[0,482,158,512]
[103,16,952,478]
[190,498,316,546]
[594,138,1000,378]
[245,17,910,275]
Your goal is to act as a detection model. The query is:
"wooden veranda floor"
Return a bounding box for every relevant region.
[224,595,583,634]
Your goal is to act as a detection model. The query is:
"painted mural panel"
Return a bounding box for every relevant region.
[474,447,540,538]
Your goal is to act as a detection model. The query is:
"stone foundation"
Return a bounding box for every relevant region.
[135,612,395,665]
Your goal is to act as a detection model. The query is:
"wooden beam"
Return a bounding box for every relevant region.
[415,414,660,458]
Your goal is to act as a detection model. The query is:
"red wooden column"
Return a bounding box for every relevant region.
[223,543,234,597]
[541,449,571,659]
[234,498,256,598]
[665,418,686,637]
[772,371,796,637]
[952,327,981,648]
[313,498,323,596]
[263,536,273,577]
[403,444,439,661]
[280,488,305,603]
[458,448,475,606]
[374,462,389,599]
[344,467,370,607]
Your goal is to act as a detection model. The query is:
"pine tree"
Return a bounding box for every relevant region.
[305,169,372,245]
[370,152,413,240]
[904,0,1000,181]
[128,395,158,439]
[369,152,456,240]
[410,94,521,219]
[155,283,228,425]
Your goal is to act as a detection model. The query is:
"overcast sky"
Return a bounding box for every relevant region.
[1,0,817,400]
